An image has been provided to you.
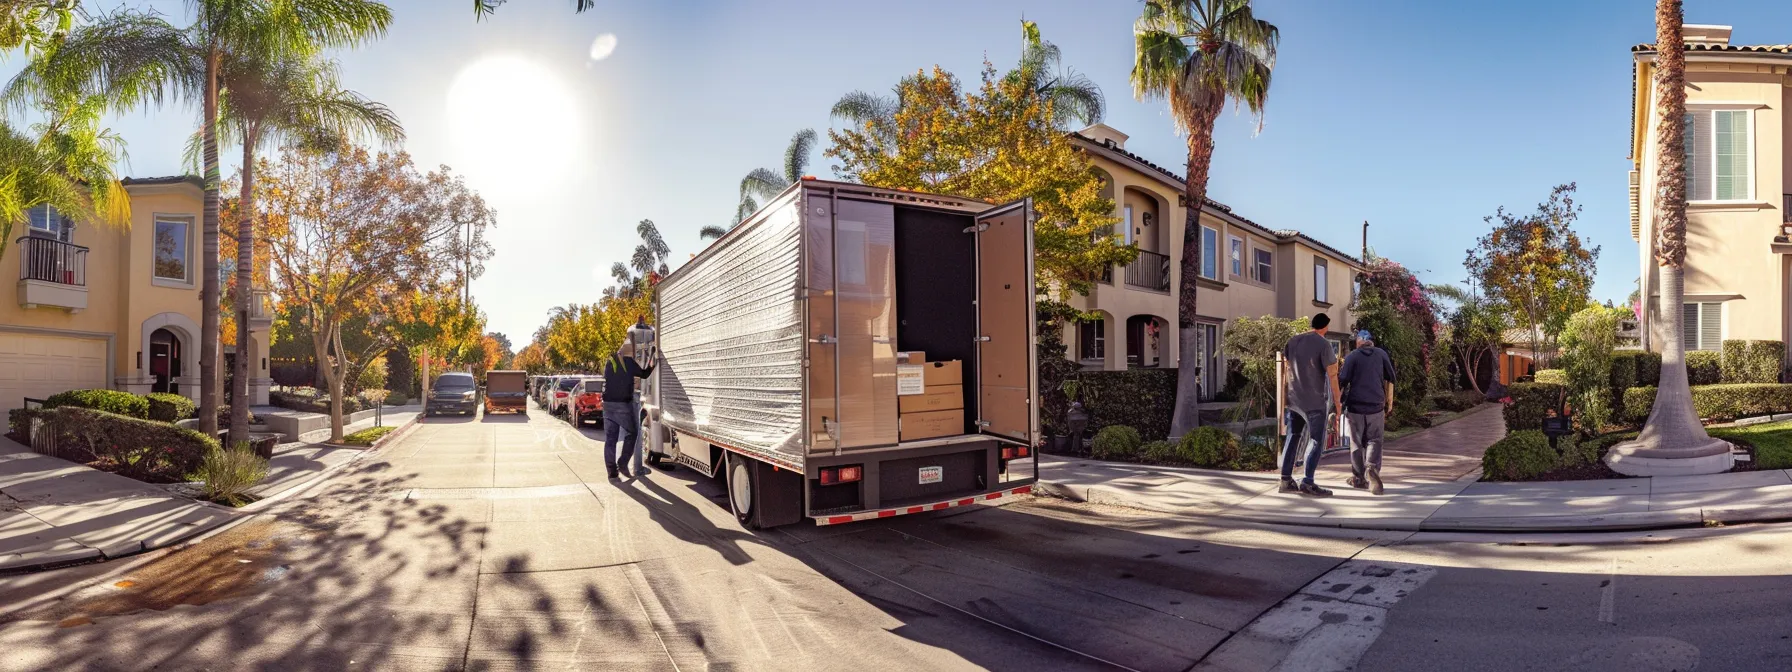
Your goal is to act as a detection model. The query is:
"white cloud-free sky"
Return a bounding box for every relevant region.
[14,0,1792,342]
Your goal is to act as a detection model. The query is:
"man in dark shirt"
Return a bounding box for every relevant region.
[602,341,654,479]
[1338,330,1396,495]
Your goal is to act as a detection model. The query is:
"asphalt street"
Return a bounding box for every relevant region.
[1,402,1790,671]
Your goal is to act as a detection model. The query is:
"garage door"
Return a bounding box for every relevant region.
[0,331,108,415]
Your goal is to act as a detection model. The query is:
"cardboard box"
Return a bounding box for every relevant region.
[896,364,925,395]
[898,384,963,413]
[922,360,963,387]
[900,408,964,441]
[897,351,926,365]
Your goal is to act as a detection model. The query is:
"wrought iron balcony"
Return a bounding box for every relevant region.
[1123,249,1171,292]
[16,236,88,312]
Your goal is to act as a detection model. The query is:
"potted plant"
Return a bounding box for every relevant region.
[1048,378,1091,454]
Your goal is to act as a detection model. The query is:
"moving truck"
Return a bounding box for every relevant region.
[484,370,528,415]
[643,179,1039,528]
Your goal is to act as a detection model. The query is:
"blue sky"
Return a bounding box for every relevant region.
[15,0,1792,342]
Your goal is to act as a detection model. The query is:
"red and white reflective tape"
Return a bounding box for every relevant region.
[813,484,1034,526]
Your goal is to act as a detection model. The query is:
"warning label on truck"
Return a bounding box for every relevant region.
[918,466,943,484]
[896,364,925,395]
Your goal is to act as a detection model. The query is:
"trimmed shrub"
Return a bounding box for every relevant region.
[342,425,396,446]
[197,443,269,506]
[1481,430,1568,481]
[43,389,149,419]
[144,393,196,423]
[1227,438,1277,471]
[12,406,218,481]
[385,391,409,406]
[1615,351,1662,387]
[1687,351,1723,385]
[1502,382,1567,431]
[1722,340,1783,384]
[1080,369,1177,440]
[1175,427,1236,467]
[1140,440,1178,462]
[270,389,364,415]
[1091,425,1143,460]
[1623,384,1792,422]
[1429,390,1483,413]
[1533,369,1567,385]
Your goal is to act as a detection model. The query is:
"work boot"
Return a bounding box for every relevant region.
[607,466,619,479]
[1367,470,1384,495]
[1299,482,1333,498]
[1347,476,1368,489]
[1278,478,1300,494]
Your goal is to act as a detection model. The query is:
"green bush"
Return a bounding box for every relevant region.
[1227,437,1277,471]
[1615,351,1662,387]
[1533,369,1567,385]
[342,425,396,446]
[1429,390,1483,413]
[1174,427,1236,467]
[1481,430,1571,481]
[1722,340,1783,384]
[1080,369,1177,440]
[1140,439,1177,462]
[43,389,149,419]
[1502,382,1567,431]
[270,389,364,415]
[385,391,409,406]
[1091,425,1143,460]
[144,393,196,423]
[1623,384,1792,422]
[12,406,218,481]
[1687,351,1723,385]
[197,443,269,506]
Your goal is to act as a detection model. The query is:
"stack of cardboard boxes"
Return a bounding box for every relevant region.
[896,351,964,441]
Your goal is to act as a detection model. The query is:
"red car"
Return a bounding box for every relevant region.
[570,377,607,426]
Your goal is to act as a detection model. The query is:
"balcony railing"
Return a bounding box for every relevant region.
[17,236,86,286]
[1124,249,1171,292]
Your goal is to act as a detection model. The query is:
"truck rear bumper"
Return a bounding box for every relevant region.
[812,482,1035,526]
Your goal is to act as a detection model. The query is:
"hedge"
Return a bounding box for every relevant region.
[1687,351,1723,385]
[1079,368,1177,440]
[43,389,149,419]
[1613,351,1661,387]
[11,406,218,481]
[1722,340,1783,384]
[1091,425,1143,459]
[1175,426,1234,467]
[1429,390,1483,413]
[1481,430,1574,481]
[1502,382,1567,432]
[145,393,196,423]
[270,388,364,415]
[1622,384,1792,422]
[1533,369,1566,385]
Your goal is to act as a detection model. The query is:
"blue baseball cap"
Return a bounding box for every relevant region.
[1356,330,1373,342]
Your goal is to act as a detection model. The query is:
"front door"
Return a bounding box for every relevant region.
[149,328,181,394]
[974,198,1035,445]
[1198,323,1219,401]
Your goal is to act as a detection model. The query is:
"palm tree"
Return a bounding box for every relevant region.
[0,0,75,56]
[10,1,392,437]
[1606,0,1731,475]
[473,0,595,20]
[611,219,671,296]
[220,52,403,440]
[704,129,816,240]
[1131,0,1277,439]
[0,97,132,259]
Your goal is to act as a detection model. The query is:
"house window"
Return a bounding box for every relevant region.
[1682,302,1722,351]
[1200,226,1218,279]
[1228,235,1244,277]
[1122,205,1135,245]
[1314,258,1328,302]
[153,218,191,282]
[1254,248,1273,283]
[26,205,72,242]
[1685,109,1752,202]
[1079,318,1105,361]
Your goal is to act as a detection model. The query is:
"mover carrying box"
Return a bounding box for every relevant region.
[900,408,964,441]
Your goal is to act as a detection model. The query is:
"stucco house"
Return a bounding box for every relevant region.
[1630,24,1792,362]
[0,176,272,416]
[1066,124,1366,400]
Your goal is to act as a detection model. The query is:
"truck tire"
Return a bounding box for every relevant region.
[726,452,804,529]
[727,452,758,528]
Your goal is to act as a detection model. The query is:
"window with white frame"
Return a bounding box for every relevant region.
[26,205,72,241]
[1228,235,1244,277]
[1314,257,1328,302]
[1254,248,1273,283]
[1682,302,1723,351]
[153,217,191,282]
[1122,205,1134,245]
[1079,318,1105,361]
[1200,226,1219,279]
[1684,109,1753,202]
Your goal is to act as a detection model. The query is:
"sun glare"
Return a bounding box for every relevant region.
[445,55,581,195]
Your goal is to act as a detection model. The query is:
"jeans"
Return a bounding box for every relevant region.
[1281,407,1329,485]
[1347,411,1385,480]
[603,401,639,473]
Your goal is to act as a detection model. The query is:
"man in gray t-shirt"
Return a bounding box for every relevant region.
[1281,313,1342,496]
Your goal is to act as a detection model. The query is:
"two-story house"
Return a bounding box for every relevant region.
[0,176,272,416]
[1067,124,1365,399]
[1630,24,1792,360]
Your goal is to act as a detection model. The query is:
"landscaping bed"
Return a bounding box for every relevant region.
[341,425,396,446]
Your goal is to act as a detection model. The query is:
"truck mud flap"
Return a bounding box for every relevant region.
[812,483,1034,526]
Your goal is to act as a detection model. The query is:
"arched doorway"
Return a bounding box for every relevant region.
[150,328,182,394]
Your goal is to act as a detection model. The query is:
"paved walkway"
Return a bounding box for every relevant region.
[1042,405,1792,532]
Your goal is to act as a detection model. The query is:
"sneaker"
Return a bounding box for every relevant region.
[1367,471,1384,495]
[1299,482,1333,498]
[606,467,619,479]
[1278,479,1300,493]
[636,468,652,478]
[1347,476,1368,489]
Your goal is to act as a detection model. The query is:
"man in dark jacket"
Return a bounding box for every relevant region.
[1338,330,1396,494]
[602,341,654,479]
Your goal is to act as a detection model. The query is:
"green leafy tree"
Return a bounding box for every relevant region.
[1430,283,1509,396]
[1131,0,1278,438]
[705,129,816,239]
[1222,315,1307,422]
[1465,183,1600,364]
[1560,304,1623,435]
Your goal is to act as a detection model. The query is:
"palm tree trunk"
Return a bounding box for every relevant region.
[1167,100,1224,440]
[229,136,256,442]
[198,51,222,438]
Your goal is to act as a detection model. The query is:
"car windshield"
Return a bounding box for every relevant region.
[437,376,475,390]
[557,378,581,390]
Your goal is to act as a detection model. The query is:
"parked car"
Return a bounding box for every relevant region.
[570,377,606,426]
[547,376,582,416]
[427,372,480,417]
[534,375,560,406]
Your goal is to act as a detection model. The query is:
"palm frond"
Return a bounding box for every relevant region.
[609,261,632,286]
[2,9,199,117]
[636,219,668,260]
[630,244,655,276]
[474,0,595,19]
[830,90,896,127]
[698,224,729,240]
[782,128,818,184]
[1046,69,1104,126]
[739,167,785,203]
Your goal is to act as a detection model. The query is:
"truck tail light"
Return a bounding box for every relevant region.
[1000,445,1030,460]
[819,465,862,485]
[556,392,567,398]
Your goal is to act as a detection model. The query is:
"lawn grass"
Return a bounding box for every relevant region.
[1708,421,1792,469]
[342,425,397,446]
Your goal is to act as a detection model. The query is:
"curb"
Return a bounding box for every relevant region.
[241,413,422,512]
[1038,480,1792,534]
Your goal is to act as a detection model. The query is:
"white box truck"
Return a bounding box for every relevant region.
[642,179,1039,528]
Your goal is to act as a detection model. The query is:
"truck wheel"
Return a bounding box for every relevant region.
[727,452,758,529]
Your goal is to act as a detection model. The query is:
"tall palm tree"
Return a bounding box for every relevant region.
[10,1,392,437]
[703,129,815,239]
[611,219,671,296]
[221,52,403,440]
[1606,0,1731,475]
[1131,0,1277,439]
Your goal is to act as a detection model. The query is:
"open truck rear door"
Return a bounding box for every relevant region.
[973,199,1036,447]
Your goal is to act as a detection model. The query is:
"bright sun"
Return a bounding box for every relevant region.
[445,55,581,195]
